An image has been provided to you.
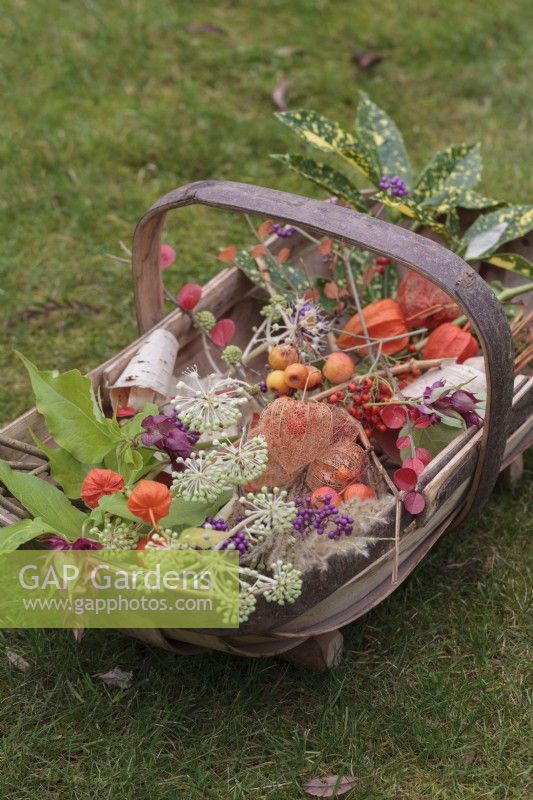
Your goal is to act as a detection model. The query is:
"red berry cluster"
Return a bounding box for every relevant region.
[328,378,392,438]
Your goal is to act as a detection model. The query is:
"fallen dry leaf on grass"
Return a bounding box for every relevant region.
[184,23,226,35]
[95,667,133,689]
[6,649,31,673]
[351,50,383,69]
[302,774,358,797]
[438,557,482,573]
[272,79,290,111]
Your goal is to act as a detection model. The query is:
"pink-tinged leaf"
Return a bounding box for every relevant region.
[159,244,176,269]
[380,404,407,429]
[394,467,418,491]
[415,447,432,465]
[403,491,426,515]
[258,219,274,239]
[210,318,235,347]
[396,435,411,450]
[177,283,202,311]
[272,78,290,111]
[217,245,237,262]
[302,774,358,797]
[318,237,333,256]
[402,457,425,476]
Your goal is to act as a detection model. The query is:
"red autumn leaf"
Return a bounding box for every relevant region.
[402,457,425,476]
[217,245,237,262]
[403,491,426,515]
[304,288,320,302]
[177,283,202,311]
[258,219,274,239]
[318,238,333,256]
[324,281,340,300]
[277,247,291,263]
[116,406,136,419]
[414,415,431,428]
[396,435,411,450]
[210,318,235,347]
[394,467,418,491]
[251,244,266,258]
[380,404,407,429]
[415,447,432,465]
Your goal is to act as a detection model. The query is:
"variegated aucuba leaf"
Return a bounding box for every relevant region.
[486,253,533,278]
[275,109,377,180]
[462,205,533,260]
[413,143,482,210]
[454,190,500,210]
[372,191,449,238]
[271,154,368,212]
[355,92,412,187]
[234,249,308,294]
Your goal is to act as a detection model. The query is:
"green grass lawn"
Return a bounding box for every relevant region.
[0,1,531,797]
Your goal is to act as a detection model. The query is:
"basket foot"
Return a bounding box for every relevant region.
[497,454,524,490]
[279,630,344,670]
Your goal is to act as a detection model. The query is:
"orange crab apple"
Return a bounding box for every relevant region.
[311,486,341,508]
[304,365,323,389]
[322,352,355,384]
[268,344,299,371]
[266,369,290,395]
[284,363,309,390]
[342,483,375,502]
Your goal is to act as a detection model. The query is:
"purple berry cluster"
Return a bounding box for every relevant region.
[293,495,354,540]
[201,517,230,532]
[141,411,199,468]
[379,175,408,197]
[258,380,268,393]
[273,222,296,239]
[220,530,249,555]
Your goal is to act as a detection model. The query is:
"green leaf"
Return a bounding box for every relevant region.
[275,109,377,180]
[271,154,368,212]
[0,517,59,552]
[355,92,412,186]
[30,433,92,499]
[119,404,160,440]
[160,491,233,529]
[413,143,482,210]
[234,249,309,294]
[462,205,533,260]
[399,422,462,460]
[98,492,139,523]
[0,459,87,536]
[372,191,448,237]
[486,253,533,278]
[17,353,121,463]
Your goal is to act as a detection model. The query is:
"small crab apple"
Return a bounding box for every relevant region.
[311,486,341,508]
[305,364,323,389]
[284,363,309,390]
[268,344,299,370]
[322,352,355,384]
[266,370,290,395]
[342,483,375,502]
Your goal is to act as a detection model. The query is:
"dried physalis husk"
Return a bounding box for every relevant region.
[306,439,366,492]
[257,397,334,475]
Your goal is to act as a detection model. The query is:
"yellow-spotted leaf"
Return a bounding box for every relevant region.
[372,191,448,237]
[413,143,482,210]
[462,205,533,260]
[487,253,533,277]
[275,109,376,180]
[271,154,368,212]
[355,93,412,186]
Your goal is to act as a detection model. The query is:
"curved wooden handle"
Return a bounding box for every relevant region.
[132,180,514,517]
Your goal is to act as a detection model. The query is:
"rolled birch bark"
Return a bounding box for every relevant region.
[108,329,179,412]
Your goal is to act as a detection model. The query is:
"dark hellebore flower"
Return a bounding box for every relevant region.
[140,412,198,467]
[45,536,102,550]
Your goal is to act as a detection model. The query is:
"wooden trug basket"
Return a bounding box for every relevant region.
[1,181,532,669]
